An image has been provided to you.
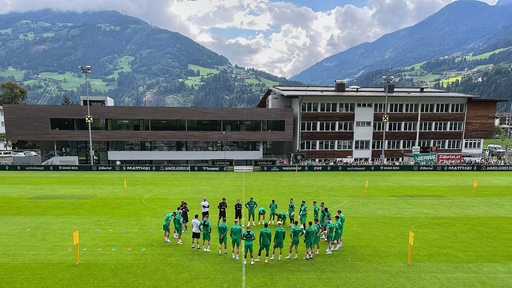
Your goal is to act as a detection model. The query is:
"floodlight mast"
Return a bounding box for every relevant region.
[79,65,94,165]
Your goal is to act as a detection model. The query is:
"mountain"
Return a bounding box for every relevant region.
[0,10,299,107]
[292,0,512,84]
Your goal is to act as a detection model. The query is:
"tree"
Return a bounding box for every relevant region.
[0,81,28,104]
[61,95,73,105]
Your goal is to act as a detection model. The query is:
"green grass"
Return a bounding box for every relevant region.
[468,47,512,61]
[0,66,27,81]
[0,171,511,287]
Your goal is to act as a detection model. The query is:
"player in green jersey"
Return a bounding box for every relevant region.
[271,221,286,260]
[299,200,308,229]
[163,212,172,243]
[304,221,316,260]
[325,218,335,254]
[255,223,272,263]
[277,211,287,226]
[285,221,304,259]
[268,200,278,224]
[218,218,228,255]
[200,214,212,252]
[334,215,342,251]
[173,211,183,245]
[257,207,266,225]
[245,197,258,226]
[230,219,243,260]
[313,201,320,221]
[287,198,295,227]
[242,225,256,264]
[320,202,327,228]
[313,218,321,255]
[335,210,345,249]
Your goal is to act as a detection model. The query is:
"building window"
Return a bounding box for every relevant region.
[301,102,318,112]
[319,122,336,131]
[420,140,431,147]
[403,122,417,131]
[338,121,353,131]
[404,103,418,113]
[320,102,337,112]
[374,122,384,132]
[402,140,415,149]
[374,103,385,113]
[356,103,373,108]
[372,140,382,150]
[300,140,318,150]
[464,139,482,149]
[451,104,465,113]
[389,103,403,113]
[339,103,354,112]
[319,140,336,150]
[187,120,222,131]
[433,122,448,131]
[388,122,402,131]
[449,122,463,131]
[50,118,76,130]
[446,140,461,149]
[337,140,352,150]
[264,120,285,132]
[301,121,316,131]
[355,121,372,127]
[421,103,434,113]
[432,140,445,149]
[1,121,4,128]
[387,140,400,149]
[436,103,449,113]
[354,140,370,150]
[420,122,432,131]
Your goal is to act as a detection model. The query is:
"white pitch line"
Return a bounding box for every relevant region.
[142,192,164,210]
[241,172,246,288]
[333,199,347,208]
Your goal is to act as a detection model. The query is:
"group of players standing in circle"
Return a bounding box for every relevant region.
[162,196,345,264]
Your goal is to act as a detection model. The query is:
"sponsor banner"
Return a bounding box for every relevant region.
[0,165,226,172]
[254,159,277,166]
[437,153,462,164]
[412,153,437,163]
[211,160,233,166]
[1,164,512,172]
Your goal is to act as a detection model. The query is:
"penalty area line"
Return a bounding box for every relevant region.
[142,192,165,210]
[333,199,347,208]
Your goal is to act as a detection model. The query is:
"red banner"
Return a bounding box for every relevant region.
[437,153,462,164]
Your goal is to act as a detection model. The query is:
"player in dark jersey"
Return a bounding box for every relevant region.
[218,198,228,225]
[234,199,243,222]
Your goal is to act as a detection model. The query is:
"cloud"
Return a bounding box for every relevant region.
[0,0,500,77]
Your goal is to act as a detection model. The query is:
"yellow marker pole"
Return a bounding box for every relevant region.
[472,179,478,197]
[73,227,80,265]
[124,179,127,197]
[364,179,369,197]
[408,227,414,266]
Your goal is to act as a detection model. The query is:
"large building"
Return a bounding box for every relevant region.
[258,81,498,163]
[3,81,499,165]
[3,105,293,164]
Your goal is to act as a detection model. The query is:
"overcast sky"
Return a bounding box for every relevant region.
[0,0,499,78]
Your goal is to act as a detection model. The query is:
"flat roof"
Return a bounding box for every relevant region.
[270,85,477,98]
[257,84,485,107]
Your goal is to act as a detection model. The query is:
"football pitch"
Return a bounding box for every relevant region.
[0,171,511,287]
